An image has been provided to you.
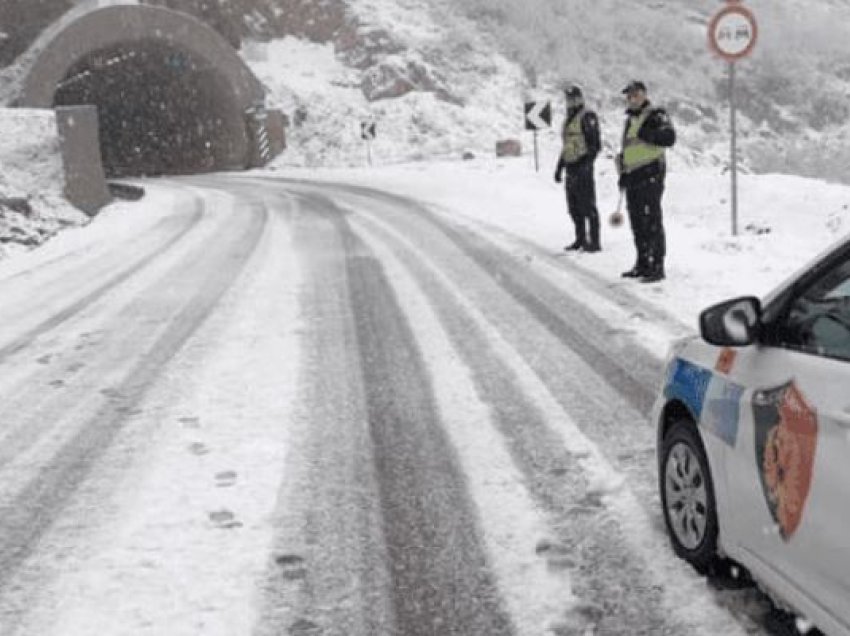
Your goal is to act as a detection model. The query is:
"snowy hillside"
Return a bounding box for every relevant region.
[5,0,850,176]
[262,0,850,178]
[228,0,850,180]
[245,0,525,167]
[447,0,850,180]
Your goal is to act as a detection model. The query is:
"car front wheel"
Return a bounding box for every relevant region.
[660,419,719,572]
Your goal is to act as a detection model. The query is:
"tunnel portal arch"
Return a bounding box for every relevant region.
[19,4,268,176]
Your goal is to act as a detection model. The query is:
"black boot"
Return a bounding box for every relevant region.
[564,240,584,251]
[641,267,665,283]
[586,214,601,252]
[621,265,643,278]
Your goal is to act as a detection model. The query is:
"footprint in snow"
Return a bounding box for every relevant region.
[215,471,237,488]
[36,355,53,365]
[535,539,576,571]
[577,491,606,509]
[208,509,242,529]
[115,406,144,416]
[189,442,210,456]
[552,602,605,635]
[178,416,201,429]
[275,554,308,581]
[289,618,321,635]
[49,379,65,388]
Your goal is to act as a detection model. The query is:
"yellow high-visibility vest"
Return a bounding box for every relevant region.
[562,109,587,164]
[623,109,665,173]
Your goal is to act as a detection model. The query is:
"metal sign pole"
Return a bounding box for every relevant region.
[534,130,539,173]
[367,139,372,167]
[709,1,757,236]
[730,61,738,237]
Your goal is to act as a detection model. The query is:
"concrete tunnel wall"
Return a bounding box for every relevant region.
[17,4,280,184]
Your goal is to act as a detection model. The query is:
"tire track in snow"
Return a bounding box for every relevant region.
[251,191,394,636]
[349,214,582,635]
[0,200,267,595]
[0,200,205,364]
[347,204,748,636]
[0,191,237,479]
[3,192,303,636]
[328,185,662,414]
[321,188,664,508]
[277,192,514,636]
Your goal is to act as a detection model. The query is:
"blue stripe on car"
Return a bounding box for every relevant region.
[664,357,744,447]
[664,358,713,420]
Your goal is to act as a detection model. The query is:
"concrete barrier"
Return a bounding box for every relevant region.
[55,105,111,215]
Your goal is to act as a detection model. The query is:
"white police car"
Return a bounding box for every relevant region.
[654,240,850,635]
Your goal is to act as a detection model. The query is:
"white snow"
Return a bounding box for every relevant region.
[259,155,850,355]
[0,108,89,258]
[4,187,305,636]
[249,23,523,167]
[1,1,849,632]
[349,201,747,635]
[351,210,577,635]
[0,109,63,196]
[5,157,834,632]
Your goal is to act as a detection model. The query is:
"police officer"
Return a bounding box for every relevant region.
[616,80,675,282]
[554,85,602,252]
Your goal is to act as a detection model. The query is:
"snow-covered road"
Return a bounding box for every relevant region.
[0,177,778,635]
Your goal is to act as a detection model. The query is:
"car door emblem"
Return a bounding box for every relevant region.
[752,381,818,541]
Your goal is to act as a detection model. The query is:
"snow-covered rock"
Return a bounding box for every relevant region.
[361,54,460,104]
[0,108,88,256]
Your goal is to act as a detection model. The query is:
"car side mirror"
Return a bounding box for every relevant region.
[699,296,762,347]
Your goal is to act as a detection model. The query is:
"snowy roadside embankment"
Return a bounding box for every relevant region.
[0,182,188,275]
[261,156,850,351]
[243,0,525,169]
[0,109,89,259]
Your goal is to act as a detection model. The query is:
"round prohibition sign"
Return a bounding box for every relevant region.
[708,3,758,61]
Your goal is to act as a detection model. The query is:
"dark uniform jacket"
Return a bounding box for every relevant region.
[556,107,601,176]
[618,101,676,189]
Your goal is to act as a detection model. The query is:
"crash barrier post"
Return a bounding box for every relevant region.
[245,105,286,169]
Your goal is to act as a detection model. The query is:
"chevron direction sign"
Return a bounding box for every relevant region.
[361,121,376,141]
[524,101,552,130]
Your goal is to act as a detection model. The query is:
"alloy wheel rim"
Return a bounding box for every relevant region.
[664,441,709,551]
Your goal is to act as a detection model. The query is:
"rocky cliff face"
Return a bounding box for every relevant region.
[0,0,74,67]
[2,0,457,106]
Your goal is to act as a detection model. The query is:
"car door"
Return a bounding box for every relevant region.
[722,255,850,627]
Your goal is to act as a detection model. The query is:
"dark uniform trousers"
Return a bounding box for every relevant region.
[625,176,665,272]
[565,165,600,248]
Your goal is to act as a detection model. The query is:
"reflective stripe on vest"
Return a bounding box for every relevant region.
[562,109,587,164]
[623,109,665,173]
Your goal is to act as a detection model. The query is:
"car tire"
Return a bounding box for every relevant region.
[660,418,719,573]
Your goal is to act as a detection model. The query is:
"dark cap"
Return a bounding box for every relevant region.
[564,84,583,99]
[621,80,647,95]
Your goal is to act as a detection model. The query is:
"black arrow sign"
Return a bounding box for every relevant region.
[524,101,552,130]
[361,121,376,141]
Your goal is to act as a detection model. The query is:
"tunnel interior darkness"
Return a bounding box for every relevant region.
[53,40,247,177]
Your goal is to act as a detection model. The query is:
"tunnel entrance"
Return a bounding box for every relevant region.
[18,4,274,179]
[54,41,244,177]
